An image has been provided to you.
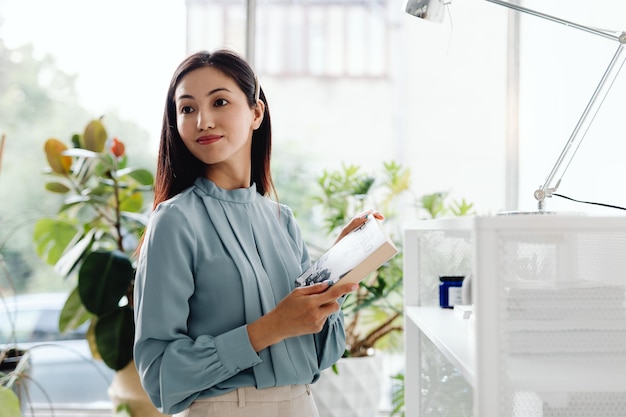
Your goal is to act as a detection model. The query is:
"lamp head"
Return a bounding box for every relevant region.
[403,0,447,23]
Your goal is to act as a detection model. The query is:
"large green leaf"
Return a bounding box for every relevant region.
[59,287,92,332]
[78,250,134,316]
[32,218,79,266]
[0,388,22,417]
[95,307,134,370]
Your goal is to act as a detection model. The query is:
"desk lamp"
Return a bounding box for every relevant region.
[403,0,626,211]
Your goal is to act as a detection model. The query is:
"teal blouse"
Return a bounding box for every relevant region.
[133,177,346,414]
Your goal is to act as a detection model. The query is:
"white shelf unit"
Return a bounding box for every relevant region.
[403,215,626,417]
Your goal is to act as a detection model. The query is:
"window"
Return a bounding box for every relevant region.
[186,0,390,77]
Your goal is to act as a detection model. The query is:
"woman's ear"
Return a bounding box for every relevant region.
[252,100,265,130]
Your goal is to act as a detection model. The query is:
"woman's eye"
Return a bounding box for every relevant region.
[214,98,228,107]
[181,105,194,114]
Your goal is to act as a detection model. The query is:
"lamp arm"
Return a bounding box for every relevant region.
[485,0,624,43]
[484,0,626,210]
[533,44,626,209]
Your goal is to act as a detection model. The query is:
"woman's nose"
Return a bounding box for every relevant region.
[197,110,214,131]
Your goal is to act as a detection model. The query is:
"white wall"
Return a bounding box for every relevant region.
[395,0,509,214]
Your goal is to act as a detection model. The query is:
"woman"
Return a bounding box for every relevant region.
[133,49,382,417]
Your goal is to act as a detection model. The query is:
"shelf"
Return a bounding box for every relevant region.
[407,307,626,393]
[508,356,626,392]
[406,306,475,386]
[404,216,626,416]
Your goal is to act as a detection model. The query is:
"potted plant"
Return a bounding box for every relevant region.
[31,118,162,416]
[309,162,475,417]
[309,161,408,417]
[314,162,409,358]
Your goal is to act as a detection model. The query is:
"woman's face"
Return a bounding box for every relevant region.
[174,66,264,170]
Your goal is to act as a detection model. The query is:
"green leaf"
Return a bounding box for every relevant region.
[44,181,70,193]
[95,307,135,370]
[353,176,375,196]
[390,372,405,417]
[78,250,134,316]
[81,119,108,152]
[419,192,448,219]
[94,153,116,175]
[450,198,475,216]
[114,403,133,417]
[71,133,81,148]
[119,191,144,213]
[33,218,79,266]
[85,319,101,360]
[54,228,97,277]
[117,167,154,186]
[59,287,92,332]
[0,388,22,417]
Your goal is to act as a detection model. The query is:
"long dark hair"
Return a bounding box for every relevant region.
[153,49,274,209]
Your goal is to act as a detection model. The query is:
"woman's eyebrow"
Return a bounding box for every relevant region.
[206,87,231,96]
[177,87,231,101]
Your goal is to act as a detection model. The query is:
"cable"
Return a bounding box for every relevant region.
[553,193,626,211]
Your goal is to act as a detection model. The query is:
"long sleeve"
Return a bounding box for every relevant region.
[133,199,262,413]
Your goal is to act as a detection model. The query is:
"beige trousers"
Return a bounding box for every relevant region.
[173,385,319,417]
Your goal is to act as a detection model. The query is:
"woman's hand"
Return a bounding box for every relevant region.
[333,209,384,245]
[247,281,357,352]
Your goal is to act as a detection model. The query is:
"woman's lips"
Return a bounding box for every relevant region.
[196,134,222,145]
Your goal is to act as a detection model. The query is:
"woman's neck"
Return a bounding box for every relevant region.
[204,163,251,190]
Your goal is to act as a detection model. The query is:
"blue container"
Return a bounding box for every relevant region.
[439,275,464,308]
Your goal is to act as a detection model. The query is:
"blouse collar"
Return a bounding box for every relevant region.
[193,177,258,203]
